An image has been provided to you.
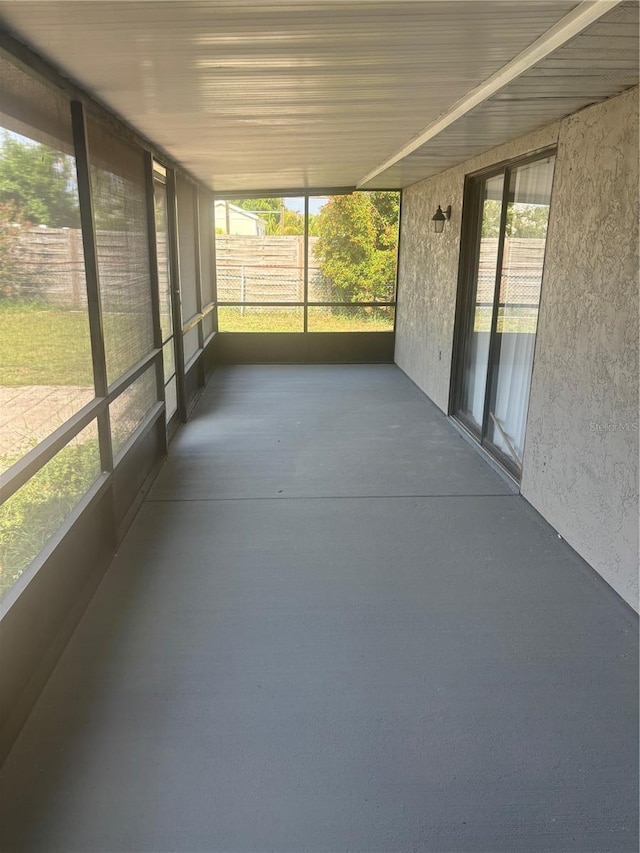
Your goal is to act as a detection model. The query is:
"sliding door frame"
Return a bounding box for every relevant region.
[449,146,557,480]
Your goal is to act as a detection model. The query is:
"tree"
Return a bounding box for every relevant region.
[0,134,79,227]
[0,201,28,298]
[481,199,549,238]
[312,191,399,302]
[226,198,304,236]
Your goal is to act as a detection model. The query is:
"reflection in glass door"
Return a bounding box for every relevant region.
[458,173,504,429]
[453,153,555,478]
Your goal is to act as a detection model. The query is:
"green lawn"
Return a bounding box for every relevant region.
[0,303,93,386]
[473,305,538,334]
[218,305,395,333]
[0,302,147,386]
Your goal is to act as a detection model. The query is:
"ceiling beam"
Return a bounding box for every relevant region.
[357,0,624,188]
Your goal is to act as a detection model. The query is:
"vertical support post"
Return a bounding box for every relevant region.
[303,195,309,332]
[209,192,219,334]
[393,189,403,335]
[70,100,113,474]
[166,169,188,423]
[143,150,168,453]
[68,228,80,306]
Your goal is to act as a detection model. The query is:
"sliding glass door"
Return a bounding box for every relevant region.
[452,152,555,479]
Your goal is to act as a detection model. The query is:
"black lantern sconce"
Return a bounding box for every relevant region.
[432,204,451,233]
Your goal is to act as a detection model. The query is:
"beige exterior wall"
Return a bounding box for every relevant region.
[395,87,639,609]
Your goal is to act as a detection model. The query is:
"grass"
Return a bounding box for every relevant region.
[0,302,93,386]
[218,305,395,333]
[0,301,148,386]
[0,436,100,599]
[473,305,538,334]
[0,300,535,387]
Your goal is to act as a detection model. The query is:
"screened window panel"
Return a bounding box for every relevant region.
[217,306,303,333]
[176,175,198,323]
[0,58,94,475]
[308,192,399,303]
[0,419,101,600]
[215,197,305,303]
[154,177,173,343]
[183,326,199,362]
[109,366,157,457]
[87,118,154,385]
[165,376,177,420]
[0,54,75,146]
[307,305,395,332]
[163,340,176,383]
[202,312,215,339]
[198,192,214,307]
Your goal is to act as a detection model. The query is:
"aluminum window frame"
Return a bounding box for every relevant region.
[213,190,402,334]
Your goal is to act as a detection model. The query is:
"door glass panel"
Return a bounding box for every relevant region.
[458,174,504,429]
[486,157,555,468]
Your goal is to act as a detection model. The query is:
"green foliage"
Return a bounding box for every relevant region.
[0,200,28,297]
[0,134,79,227]
[0,440,99,598]
[307,213,319,237]
[227,198,305,235]
[481,199,549,238]
[313,191,399,302]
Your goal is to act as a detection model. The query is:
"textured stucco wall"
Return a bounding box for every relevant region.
[521,87,639,609]
[395,87,639,609]
[395,122,560,412]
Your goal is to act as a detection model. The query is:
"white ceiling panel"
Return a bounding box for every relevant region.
[0,1,636,192]
[361,0,638,188]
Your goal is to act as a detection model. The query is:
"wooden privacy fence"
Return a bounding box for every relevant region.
[6,230,547,309]
[216,234,321,302]
[7,226,157,310]
[477,237,547,305]
[9,227,87,306]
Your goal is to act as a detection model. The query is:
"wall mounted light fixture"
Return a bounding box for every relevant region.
[432,204,451,233]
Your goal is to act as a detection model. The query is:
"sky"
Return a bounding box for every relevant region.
[286,197,327,215]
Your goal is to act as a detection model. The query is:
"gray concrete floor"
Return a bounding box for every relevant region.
[0,364,637,853]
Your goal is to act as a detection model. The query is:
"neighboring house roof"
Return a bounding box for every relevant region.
[214,201,265,223]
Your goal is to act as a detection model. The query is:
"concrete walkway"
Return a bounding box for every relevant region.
[0,385,94,466]
[0,365,637,852]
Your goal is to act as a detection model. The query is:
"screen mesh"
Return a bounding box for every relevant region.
[87,117,154,384]
[199,191,214,308]
[0,418,101,599]
[308,192,399,303]
[183,326,199,362]
[215,197,304,303]
[202,312,215,339]
[163,340,176,383]
[307,305,394,332]
[109,366,157,457]
[0,59,94,475]
[217,306,303,333]
[165,376,177,420]
[154,177,173,343]
[176,175,198,323]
